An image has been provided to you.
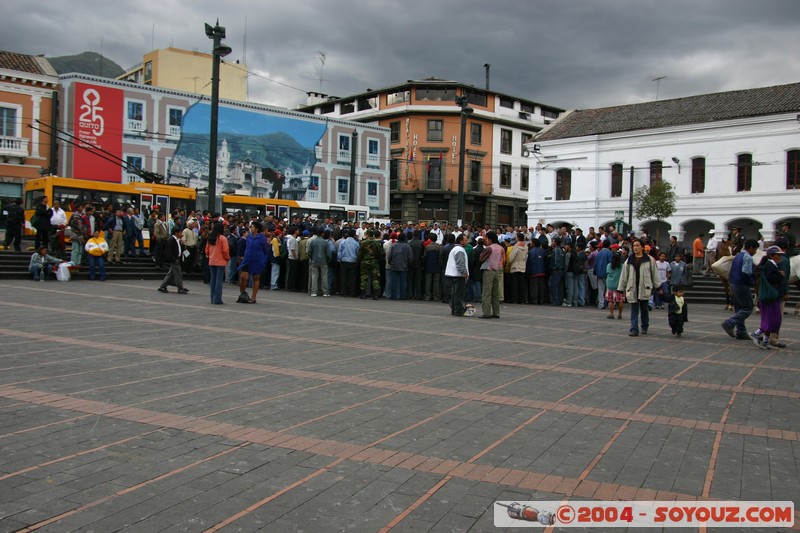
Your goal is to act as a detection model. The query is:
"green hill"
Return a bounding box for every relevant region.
[48,51,124,78]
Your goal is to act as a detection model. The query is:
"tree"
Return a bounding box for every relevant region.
[633,180,677,246]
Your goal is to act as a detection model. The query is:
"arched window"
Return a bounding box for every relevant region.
[737,153,752,192]
[691,157,705,193]
[610,163,623,197]
[556,168,571,201]
[787,150,800,190]
[649,160,662,185]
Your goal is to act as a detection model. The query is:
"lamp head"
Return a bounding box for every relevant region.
[671,157,680,164]
[214,44,232,57]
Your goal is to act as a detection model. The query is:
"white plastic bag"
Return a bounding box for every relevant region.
[56,263,71,282]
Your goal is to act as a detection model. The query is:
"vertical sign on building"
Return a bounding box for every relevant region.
[73,82,123,182]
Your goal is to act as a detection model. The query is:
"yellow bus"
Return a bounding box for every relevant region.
[23,176,197,234]
[23,177,370,232]
[221,194,369,223]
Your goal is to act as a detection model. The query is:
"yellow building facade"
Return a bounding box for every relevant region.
[118,48,248,101]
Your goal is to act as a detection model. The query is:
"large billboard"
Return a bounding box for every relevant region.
[72,82,123,182]
[170,103,327,199]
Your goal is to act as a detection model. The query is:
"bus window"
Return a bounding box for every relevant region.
[357,211,367,222]
[25,189,45,209]
[53,187,87,211]
[170,197,197,214]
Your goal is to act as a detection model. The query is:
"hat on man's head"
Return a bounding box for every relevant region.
[610,243,621,251]
[766,245,784,255]
[708,229,715,235]
[733,226,742,231]
[781,221,792,228]
[301,230,310,237]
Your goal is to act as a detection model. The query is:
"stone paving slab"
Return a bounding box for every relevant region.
[0,279,798,531]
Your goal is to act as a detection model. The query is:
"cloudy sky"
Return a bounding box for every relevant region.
[4,0,799,111]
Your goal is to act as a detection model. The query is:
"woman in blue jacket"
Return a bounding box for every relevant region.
[237,221,269,303]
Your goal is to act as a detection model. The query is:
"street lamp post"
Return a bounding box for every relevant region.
[205,20,231,214]
[455,96,474,226]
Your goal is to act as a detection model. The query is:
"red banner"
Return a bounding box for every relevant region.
[73,82,123,182]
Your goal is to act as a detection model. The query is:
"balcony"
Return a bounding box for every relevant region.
[126,119,146,135]
[166,125,181,140]
[0,136,29,157]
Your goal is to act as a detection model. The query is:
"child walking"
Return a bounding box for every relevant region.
[664,285,689,337]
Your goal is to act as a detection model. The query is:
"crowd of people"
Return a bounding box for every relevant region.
[5,196,794,348]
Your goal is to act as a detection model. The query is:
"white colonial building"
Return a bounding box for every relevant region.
[526,82,800,249]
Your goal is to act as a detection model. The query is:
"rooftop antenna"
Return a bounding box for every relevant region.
[652,75,668,101]
[484,63,490,91]
[151,23,155,51]
[317,51,326,93]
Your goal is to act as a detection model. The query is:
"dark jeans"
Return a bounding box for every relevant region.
[727,283,754,335]
[209,265,224,303]
[528,276,547,304]
[509,272,527,303]
[448,276,467,315]
[549,270,563,305]
[389,270,407,299]
[408,267,424,300]
[88,255,106,280]
[340,261,358,296]
[629,300,650,333]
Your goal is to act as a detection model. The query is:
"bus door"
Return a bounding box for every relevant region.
[155,195,169,215]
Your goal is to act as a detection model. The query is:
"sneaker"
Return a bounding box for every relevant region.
[721,321,735,339]
[760,340,772,350]
[177,288,189,294]
[769,342,786,349]
[735,333,751,340]
[311,293,317,297]
[629,331,639,337]
[322,294,330,297]
[751,332,767,349]
[157,287,168,293]
[676,333,682,338]
[641,329,648,335]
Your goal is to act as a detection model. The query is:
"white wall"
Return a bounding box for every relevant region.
[528,113,800,245]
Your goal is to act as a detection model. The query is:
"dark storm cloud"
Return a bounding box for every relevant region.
[3,0,799,111]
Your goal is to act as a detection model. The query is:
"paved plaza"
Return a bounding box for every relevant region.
[0,279,798,532]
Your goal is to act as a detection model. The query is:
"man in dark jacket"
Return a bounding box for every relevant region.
[407,230,424,300]
[388,232,413,299]
[3,198,24,251]
[526,239,548,304]
[157,226,189,294]
[423,236,442,301]
[721,239,759,340]
[33,196,53,250]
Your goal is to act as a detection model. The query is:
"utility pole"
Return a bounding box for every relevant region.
[455,95,474,226]
[205,20,232,214]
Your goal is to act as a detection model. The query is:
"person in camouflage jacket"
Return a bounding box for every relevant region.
[357,229,384,299]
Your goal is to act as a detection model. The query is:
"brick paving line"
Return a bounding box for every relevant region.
[374,347,654,530]
[0,413,94,441]
[0,426,163,482]
[8,294,797,377]
[6,298,800,395]
[701,349,777,499]
[1,326,797,444]
[192,338,601,530]
[0,383,723,508]
[573,341,733,490]
[4,303,800,406]
[16,442,250,532]
[1,343,594,531]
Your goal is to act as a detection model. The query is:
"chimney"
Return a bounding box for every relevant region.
[306,91,328,106]
[484,63,491,91]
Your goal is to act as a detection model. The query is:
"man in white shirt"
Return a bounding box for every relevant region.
[705,229,720,276]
